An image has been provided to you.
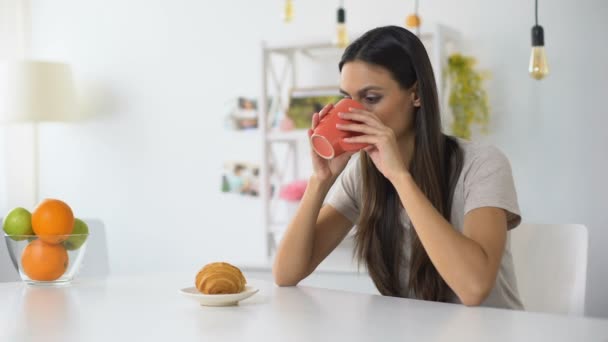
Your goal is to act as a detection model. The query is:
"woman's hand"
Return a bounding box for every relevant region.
[337,107,408,182]
[308,104,355,183]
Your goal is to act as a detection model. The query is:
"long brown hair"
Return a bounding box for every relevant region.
[339,26,464,301]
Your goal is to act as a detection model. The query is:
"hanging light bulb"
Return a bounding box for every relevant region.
[405,0,421,36]
[529,0,549,80]
[336,1,349,48]
[284,0,294,23]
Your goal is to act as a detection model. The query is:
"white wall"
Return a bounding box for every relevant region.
[8,0,606,317]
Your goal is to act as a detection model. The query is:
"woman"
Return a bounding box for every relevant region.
[272,25,523,309]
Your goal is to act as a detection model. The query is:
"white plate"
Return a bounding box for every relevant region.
[179,286,259,306]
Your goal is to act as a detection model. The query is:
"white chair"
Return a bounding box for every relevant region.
[510,223,588,316]
[77,219,110,278]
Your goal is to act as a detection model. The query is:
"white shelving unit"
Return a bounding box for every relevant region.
[259,25,462,266]
[259,40,343,259]
[266,129,308,142]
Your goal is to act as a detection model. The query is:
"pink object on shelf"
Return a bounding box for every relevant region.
[279,116,295,131]
[279,180,308,202]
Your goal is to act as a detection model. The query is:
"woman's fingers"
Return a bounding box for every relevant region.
[336,123,383,135]
[343,135,380,145]
[312,112,320,129]
[338,110,383,128]
[348,107,377,116]
[318,103,334,119]
[343,130,394,145]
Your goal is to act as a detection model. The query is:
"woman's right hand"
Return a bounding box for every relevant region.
[308,104,355,183]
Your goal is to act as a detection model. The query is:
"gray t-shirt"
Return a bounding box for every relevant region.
[327,139,524,310]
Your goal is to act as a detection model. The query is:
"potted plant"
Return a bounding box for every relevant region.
[444,53,490,140]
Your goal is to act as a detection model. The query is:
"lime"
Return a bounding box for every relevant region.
[3,207,33,241]
[63,218,89,250]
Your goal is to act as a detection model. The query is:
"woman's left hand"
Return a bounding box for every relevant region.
[337,107,408,182]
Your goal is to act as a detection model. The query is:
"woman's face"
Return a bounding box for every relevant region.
[340,60,418,139]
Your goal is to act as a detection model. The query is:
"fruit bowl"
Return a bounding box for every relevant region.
[4,233,88,286]
[2,200,90,286]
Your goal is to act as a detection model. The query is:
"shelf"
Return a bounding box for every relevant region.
[266,129,309,142]
[224,129,259,137]
[264,41,342,54]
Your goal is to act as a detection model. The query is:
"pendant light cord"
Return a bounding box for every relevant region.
[535,0,538,26]
[415,0,419,15]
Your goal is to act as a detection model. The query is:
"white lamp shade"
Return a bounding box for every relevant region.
[0,60,78,122]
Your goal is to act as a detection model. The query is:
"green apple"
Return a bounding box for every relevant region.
[63,218,89,250]
[3,207,33,241]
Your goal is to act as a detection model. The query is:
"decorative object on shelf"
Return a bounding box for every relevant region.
[283,0,294,23]
[279,179,308,202]
[286,87,343,129]
[335,0,349,48]
[529,0,548,80]
[444,53,490,140]
[279,115,295,131]
[224,97,260,130]
[405,0,422,36]
[279,179,307,220]
[221,162,260,197]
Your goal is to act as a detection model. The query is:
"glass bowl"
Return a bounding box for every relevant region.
[4,233,88,286]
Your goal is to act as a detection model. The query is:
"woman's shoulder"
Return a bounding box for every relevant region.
[455,138,512,173]
[453,138,521,229]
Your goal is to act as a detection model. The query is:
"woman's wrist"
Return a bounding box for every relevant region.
[308,174,334,194]
[388,168,413,189]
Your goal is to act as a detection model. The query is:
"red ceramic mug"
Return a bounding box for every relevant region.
[310,99,369,159]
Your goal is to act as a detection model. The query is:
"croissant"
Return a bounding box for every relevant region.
[195,262,246,294]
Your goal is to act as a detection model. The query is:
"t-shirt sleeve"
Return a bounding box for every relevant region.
[464,146,522,229]
[325,159,360,224]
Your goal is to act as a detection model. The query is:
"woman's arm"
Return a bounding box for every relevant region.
[273,103,357,286]
[272,177,354,286]
[391,172,507,306]
[339,108,507,306]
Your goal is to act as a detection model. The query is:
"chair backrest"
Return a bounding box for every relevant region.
[510,223,588,315]
[77,218,110,278]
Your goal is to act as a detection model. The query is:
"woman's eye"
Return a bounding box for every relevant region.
[364,96,381,104]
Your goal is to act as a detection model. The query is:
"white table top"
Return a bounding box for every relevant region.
[1,273,607,342]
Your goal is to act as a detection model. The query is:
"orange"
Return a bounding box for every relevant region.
[31,199,74,244]
[21,239,69,281]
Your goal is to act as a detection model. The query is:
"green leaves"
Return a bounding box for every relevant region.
[446,54,490,140]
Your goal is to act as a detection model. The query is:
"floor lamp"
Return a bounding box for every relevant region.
[0,60,78,207]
